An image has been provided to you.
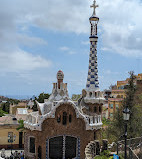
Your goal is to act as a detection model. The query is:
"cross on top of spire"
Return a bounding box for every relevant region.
[90,0,99,16]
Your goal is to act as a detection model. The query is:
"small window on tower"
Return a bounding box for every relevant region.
[89,92,92,97]
[69,114,72,123]
[62,112,67,125]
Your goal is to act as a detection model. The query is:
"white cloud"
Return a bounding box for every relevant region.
[81,41,90,45]
[17,34,48,47]
[59,46,76,55]
[68,51,76,55]
[1,0,142,58]
[99,0,142,57]
[0,49,52,73]
[59,46,70,51]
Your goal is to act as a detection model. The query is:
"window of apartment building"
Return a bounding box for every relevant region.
[109,104,113,109]
[29,137,35,153]
[110,113,113,117]
[116,104,119,109]
[8,132,13,143]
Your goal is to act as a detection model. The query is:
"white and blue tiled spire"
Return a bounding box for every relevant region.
[86,0,99,91]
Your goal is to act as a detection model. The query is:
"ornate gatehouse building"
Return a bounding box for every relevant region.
[24,0,105,158]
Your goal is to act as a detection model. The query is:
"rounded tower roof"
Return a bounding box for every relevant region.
[57,70,64,80]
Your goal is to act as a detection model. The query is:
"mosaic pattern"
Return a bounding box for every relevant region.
[46,139,48,159]
[63,135,65,159]
[77,137,81,159]
[86,41,99,89]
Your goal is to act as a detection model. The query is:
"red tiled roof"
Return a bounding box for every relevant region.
[108,98,123,102]
[112,89,126,92]
[0,116,18,125]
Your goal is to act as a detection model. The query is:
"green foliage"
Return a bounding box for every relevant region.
[1,102,10,113]
[94,150,124,159]
[72,94,81,101]
[104,71,142,142]
[17,119,25,131]
[32,100,38,111]
[1,98,19,113]
[102,118,110,126]
[32,92,50,111]
[95,156,108,159]
[0,108,8,117]
[94,150,111,159]
[100,150,111,157]
[36,92,50,103]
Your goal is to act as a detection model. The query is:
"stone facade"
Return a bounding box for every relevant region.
[24,104,101,159]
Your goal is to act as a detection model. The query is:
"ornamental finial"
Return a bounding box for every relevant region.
[90,0,99,16]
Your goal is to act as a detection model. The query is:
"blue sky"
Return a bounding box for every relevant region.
[0,0,142,99]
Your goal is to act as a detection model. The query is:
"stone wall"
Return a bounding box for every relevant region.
[24,104,101,159]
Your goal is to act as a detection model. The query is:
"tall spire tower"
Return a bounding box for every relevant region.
[79,0,104,104]
[79,0,104,110]
[86,0,99,92]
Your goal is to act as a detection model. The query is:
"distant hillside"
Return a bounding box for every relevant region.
[0,96,9,102]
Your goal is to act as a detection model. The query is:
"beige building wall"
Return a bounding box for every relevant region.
[108,99,123,119]
[10,103,27,115]
[0,125,24,149]
[111,90,126,98]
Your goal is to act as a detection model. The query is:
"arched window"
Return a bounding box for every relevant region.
[62,112,67,125]
[69,114,72,123]
[99,106,102,113]
[94,106,97,113]
[57,115,61,123]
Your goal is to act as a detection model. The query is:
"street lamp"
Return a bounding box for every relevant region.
[123,107,131,159]
[8,134,16,154]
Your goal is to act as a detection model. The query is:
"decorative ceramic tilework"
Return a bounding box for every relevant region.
[46,139,48,159]
[63,135,66,159]
[77,137,81,159]
[86,38,99,89]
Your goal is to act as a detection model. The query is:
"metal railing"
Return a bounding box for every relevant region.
[117,136,142,159]
[108,136,142,159]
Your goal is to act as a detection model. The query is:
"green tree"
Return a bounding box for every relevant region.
[105,71,142,142]
[32,100,38,111]
[37,92,50,103]
[0,108,8,117]
[1,102,10,113]
[1,98,19,113]
[17,119,25,131]
[32,92,50,111]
